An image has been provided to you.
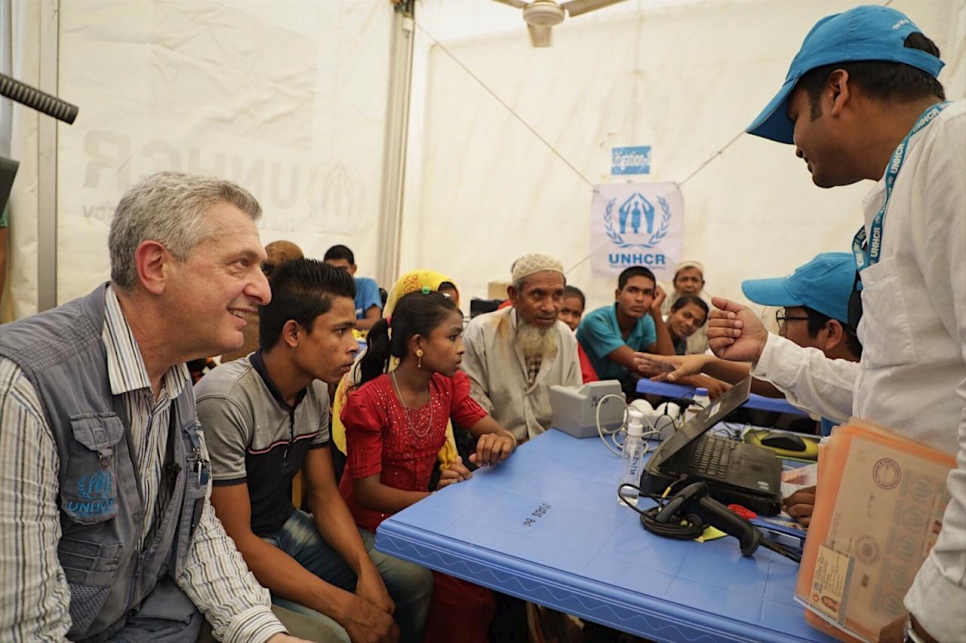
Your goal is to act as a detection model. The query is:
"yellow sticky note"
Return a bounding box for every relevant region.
[695,526,728,543]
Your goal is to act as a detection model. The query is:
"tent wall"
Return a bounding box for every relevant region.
[3,0,964,321]
[3,0,48,321]
[4,0,393,319]
[402,0,966,311]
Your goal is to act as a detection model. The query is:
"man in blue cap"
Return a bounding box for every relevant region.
[705,6,964,643]
[635,252,862,430]
[741,252,862,377]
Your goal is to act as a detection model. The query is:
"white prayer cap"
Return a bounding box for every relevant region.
[511,253,564,282]
[674,260,704,276]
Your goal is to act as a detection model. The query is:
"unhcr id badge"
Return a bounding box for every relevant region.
[590,182,684,281]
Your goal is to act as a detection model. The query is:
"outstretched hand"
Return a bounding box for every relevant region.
[684,374,732,400]
[707,297,769,363]
[634,352,712,383]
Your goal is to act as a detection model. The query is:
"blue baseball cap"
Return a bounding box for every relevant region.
[742,252,856,324]
[746,5,945,144]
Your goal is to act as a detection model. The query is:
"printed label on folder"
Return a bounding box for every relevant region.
[810,544,854,624]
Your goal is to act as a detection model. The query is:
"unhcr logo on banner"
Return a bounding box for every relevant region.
[611,146,651,175]
[603,194,670,269]
[591,182,684,279]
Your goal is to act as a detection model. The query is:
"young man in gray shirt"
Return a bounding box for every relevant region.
[196,259,432,643]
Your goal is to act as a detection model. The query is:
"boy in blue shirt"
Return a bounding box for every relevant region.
[323,245,383,331]
[576,266,674,394]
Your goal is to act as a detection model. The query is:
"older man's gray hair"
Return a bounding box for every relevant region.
[108,171,262,291]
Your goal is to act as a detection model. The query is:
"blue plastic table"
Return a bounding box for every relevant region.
[636,378,810,416]
[375,429,833,642]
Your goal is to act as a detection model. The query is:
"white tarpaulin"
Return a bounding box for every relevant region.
[5,0,393,317]
[403,0,965,311]
[3,0,964,318]
[590,182,684,280]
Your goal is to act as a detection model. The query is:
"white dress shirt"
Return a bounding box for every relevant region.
[754,101,965,642]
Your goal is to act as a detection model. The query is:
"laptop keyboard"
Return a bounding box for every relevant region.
[679,435,739,479]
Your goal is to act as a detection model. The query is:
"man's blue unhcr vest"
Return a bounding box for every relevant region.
[0,284,208,642]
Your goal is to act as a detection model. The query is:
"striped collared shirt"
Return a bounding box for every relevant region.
[0,286,285,642]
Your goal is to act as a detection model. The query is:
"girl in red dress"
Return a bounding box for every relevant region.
[339,290,517,643]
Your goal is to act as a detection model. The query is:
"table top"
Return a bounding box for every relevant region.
[375,429,833,642]
[636,378,809,416]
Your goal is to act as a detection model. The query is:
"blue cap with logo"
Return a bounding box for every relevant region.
[741,252,856,324]
[746,5,945,144]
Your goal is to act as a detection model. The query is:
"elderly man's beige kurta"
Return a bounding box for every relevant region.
[461,307,582,442]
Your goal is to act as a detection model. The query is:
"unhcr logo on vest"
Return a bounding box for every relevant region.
[69,470,116,520]
[591,182,684,279]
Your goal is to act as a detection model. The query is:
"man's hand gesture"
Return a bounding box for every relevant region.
[707,297,769,363]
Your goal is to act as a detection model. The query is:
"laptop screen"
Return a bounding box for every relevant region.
[647,376,753,469]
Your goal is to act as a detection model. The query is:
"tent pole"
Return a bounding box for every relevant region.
[36,0,58,311]
[375,0,415,289]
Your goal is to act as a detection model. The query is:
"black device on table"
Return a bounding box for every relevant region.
[760,431,807,451]
[639,377,783,515]
[643,481,801,563]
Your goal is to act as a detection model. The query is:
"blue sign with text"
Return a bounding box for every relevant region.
[611,146,651,175]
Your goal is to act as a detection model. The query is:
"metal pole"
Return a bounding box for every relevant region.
[36,0,58,311]
[375,0,415,289]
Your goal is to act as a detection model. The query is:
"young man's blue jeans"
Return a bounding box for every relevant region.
[263,509,432,643]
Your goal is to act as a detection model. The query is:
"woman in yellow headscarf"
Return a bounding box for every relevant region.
[331,270,461,469]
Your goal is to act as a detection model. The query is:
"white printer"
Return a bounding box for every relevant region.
[549,380,625,438]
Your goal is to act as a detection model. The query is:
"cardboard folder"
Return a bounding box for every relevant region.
[795,418,956,642]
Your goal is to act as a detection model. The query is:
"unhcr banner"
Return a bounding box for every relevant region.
[590,182,684,281]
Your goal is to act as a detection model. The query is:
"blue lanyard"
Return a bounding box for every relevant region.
[852,102,949,273]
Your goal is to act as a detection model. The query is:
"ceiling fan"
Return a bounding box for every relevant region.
[492,0,627,47]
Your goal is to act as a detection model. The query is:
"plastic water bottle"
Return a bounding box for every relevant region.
[619,409,647,502]
[686,387,711,422]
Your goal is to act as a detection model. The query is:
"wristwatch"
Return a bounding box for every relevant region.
[903,615,925,643]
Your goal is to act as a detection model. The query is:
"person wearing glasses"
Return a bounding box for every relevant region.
[636,252,861,431]
[636,253,862,530]
[195,258,432,643]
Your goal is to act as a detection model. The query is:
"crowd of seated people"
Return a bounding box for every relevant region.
[3,8,959,641]
[0,179,859,643]
[0,168,912,643]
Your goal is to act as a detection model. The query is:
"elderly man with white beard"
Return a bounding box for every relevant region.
[461,254,582,443]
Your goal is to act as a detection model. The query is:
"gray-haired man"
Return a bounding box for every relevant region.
[0,172,312,642]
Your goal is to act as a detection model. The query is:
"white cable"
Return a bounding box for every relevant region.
[596,393,664,458]
[596,393,629,456]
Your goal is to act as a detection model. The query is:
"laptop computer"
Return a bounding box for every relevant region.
[640,377,783,515]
